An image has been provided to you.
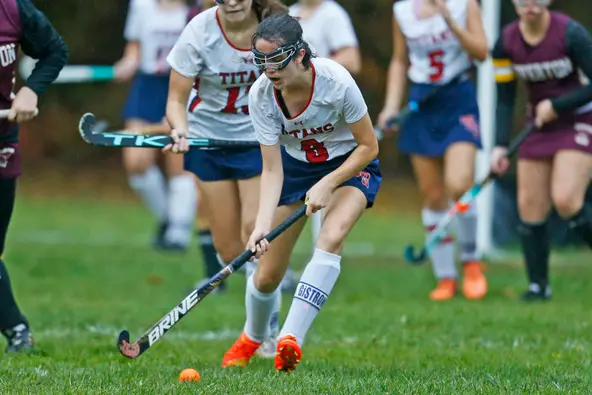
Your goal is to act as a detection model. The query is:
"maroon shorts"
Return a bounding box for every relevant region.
[519,114,592,159]
[0,142,21,179]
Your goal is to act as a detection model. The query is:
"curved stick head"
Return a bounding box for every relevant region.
[117,330,140,359]
[403,245,426,265]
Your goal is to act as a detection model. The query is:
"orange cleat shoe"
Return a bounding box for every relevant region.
[462,261,487,300]
[275,335,302,373]
[429,278,457,301]
[221,332,262,368]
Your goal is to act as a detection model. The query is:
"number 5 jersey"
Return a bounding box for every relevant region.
[394,0,471,85]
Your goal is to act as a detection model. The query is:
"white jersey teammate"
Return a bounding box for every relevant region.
[211,14,381,373]
[378,0,489,302]
[164,0,289,359]
[289,0,362,245]
[114,0,196,252]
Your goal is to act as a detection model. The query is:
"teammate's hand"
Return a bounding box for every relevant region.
[490,146,510,175]
[114,57,138,82]
[534,99,558,128]
[246,226,271,261]
[305,178,335,216]
[377,108,400,133]
[8,87,38,123]
[162,129,189,154]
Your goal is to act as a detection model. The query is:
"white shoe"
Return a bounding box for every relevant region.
[255,338,276,359]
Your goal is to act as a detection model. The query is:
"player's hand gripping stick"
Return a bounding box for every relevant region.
[117,204,307,359]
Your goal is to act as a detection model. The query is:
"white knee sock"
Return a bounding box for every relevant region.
[244,275,281,343]
[165,174,197,246]
[456,202,480,262]
[422,208,457,279]
[128,165,168,223]
[279,248,341,346]
[245,260,281,340]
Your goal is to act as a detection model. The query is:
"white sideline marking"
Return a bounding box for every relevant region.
[8,230,397,258]
[36,325,360,345]
[10,230,587,265]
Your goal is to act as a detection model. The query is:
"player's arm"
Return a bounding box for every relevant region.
[115,1,141,81]
[442,0,488,62]
[322,80,378,190]
[165,23,203,136]
[382,14,408,115]
[492,34,517,147]
[549,21,592,113]
[16,0,68,97]
[326,7,361,75]
[249,87,284,231]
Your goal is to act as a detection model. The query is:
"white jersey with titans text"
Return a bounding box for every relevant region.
[250,58,368,163]
[289,0,358,58]
[166,7,262,141]
[394,0,471,84]
[125,1,188,75]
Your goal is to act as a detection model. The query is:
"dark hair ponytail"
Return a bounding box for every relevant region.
[251,0,288,22]
[252,13,316,69]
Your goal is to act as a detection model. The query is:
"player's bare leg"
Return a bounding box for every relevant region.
[122,119,168,249]
[163,154,196,251]
[222,202,306,368]
[445,142,486,300]
[276,187,366,372]
[411,155,457,301]
[551,150,592,248]
[517,159,553,301]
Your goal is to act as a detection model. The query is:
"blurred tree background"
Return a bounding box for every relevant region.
[17,0,591,182]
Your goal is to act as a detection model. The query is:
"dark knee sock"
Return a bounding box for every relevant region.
[197,229,220,278]
[0,179,24,330]
[566,205,592,249]
[0,259,24,330]
[518,221,550,288]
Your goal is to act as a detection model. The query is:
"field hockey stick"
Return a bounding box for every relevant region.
[117,204,307,359]
[19,56,114,83]
[78,113,259,149]
[0,109,39,119]
[404,122,535,264]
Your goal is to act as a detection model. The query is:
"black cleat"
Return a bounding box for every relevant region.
[3,323,34,353]
[152,221,169,250]
[520,283,551,302]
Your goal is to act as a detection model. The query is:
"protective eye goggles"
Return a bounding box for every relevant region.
[515,0,550,6]
[252,41,302,71]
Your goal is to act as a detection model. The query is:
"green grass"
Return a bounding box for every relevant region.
[1,196,592,393]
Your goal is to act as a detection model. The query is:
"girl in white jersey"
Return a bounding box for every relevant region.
[114,0,197,252]
[164,0,288,358]
[378,0,488,302]
[194,13,379,372]
[289,0,361,249]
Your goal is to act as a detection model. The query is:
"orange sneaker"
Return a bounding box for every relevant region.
[462,261,487,300]
[221,332,262,368]
[429,278,457,301]
[275,335,302,373]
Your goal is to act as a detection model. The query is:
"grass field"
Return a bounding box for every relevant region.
[1,193,592,393]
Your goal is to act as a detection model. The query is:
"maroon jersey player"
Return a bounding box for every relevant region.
[490,0,592,301]
[0,0,67,351]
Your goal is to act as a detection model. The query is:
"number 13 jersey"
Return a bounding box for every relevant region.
[166,6,262,141]
[394,0,471,85]
[250,58,368,163]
